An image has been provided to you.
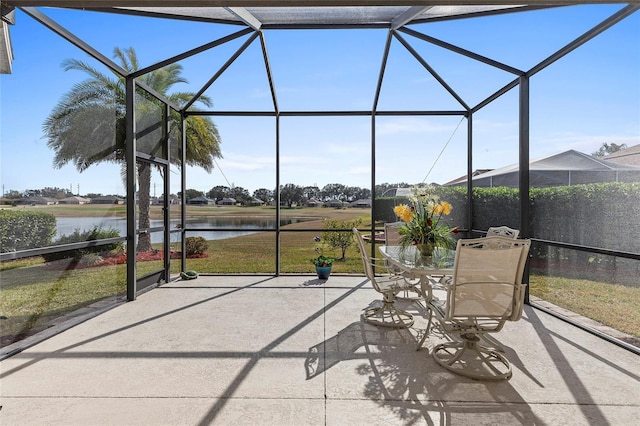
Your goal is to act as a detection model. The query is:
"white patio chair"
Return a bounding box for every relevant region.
[353,228,418,328]
[486,226,520,239]
[424,236,531,380]
[478,228,522,351]
[384,221,404,246]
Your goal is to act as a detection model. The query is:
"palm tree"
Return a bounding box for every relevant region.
[44,47,221,252]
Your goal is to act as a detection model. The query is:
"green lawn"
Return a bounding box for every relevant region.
[529,275,640,338]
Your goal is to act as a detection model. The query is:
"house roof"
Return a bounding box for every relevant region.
[603,144,640,166]
[92,195,123,200]
[0,13,13,74]
[188,196,214,201]
[350,198,372,205]
[60,196,90,202]
[479,149,640,179]
[15,196,56,204]
[446,149,640,186]
[443,169,493,186]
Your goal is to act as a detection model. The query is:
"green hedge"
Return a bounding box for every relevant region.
[375,182,640,254]
[374,186,468,227]
[375,183,640,285]
[373,197,409,223]
[41,225,123,262]
[0,209,56,252]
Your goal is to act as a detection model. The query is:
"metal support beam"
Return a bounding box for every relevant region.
[472,77,519,113]
[393,30,470,111]
[125,77,137,301]
[398,27,524,76]
[180,112,187,272]
[519,75,531,301]
[184,30,260,111]
[519,75,530,240]
[1,6,15,24]
[163,103,171,280]
[370,114,377,262]
[372,30,392,113]
[131,27,254,79]
[20,7,126,77]
[275,115,281,275]
[466,113,473,235]
[391,6,432,30]
[225,6,262,30]
[259,31,279,114]
[528,4,640,77]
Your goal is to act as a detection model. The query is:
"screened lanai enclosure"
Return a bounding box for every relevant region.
[1,2,639,355]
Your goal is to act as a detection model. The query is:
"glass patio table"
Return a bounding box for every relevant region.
[378,245,456,303]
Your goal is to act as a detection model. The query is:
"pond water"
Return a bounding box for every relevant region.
[56,216,312,244]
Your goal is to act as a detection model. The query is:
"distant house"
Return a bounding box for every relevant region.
[604,144,640,167]
[350,199,371,208]
[59,196,90,204]
[13,196,57,206]
[306,198,323,207]
[158,195,180,205]
[325,199,346,208]
[187,196,215,205]
[380,187,413,197]
[90,196,124,204]
[249,198,265,206]
[445,150,640,188]
[217,197,236,206]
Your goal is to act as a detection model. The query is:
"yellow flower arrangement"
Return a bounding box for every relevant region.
[392,186,458,256]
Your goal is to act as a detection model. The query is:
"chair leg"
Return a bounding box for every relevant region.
[416,308,433,350]
[397,284,422,301]
[432,333,512,380]
[363,294,414,328]
[479,333,505,352]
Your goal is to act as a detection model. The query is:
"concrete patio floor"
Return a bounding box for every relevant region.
[1,275,639,425]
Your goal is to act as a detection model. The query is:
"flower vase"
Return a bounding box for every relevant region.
[416,242,434,257]
[316,265,332,280]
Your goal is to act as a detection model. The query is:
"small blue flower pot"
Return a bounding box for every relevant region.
[315,266,332,280]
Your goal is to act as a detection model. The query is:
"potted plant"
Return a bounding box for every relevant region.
[311,236,334,279]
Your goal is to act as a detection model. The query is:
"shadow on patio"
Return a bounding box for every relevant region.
[1,275,638,425]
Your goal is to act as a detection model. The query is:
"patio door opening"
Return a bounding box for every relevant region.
[133,84,172,294]
[135,159,170,292]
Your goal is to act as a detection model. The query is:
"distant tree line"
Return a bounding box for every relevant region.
[3,182,416,206]
[178,182,416,206]
[1,187,125,200]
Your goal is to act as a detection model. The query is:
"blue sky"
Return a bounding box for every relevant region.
[1,5,639,197]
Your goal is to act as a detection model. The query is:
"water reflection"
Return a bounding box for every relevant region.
[56,216,311,243]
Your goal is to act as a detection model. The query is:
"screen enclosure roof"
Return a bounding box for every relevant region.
[4,2,622,29]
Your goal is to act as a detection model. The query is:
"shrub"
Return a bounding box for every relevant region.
[78,253,104,266]
[41,225,122,262]
[185,236,208,256]
[322,218,362,260]
[0,209,56,252]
